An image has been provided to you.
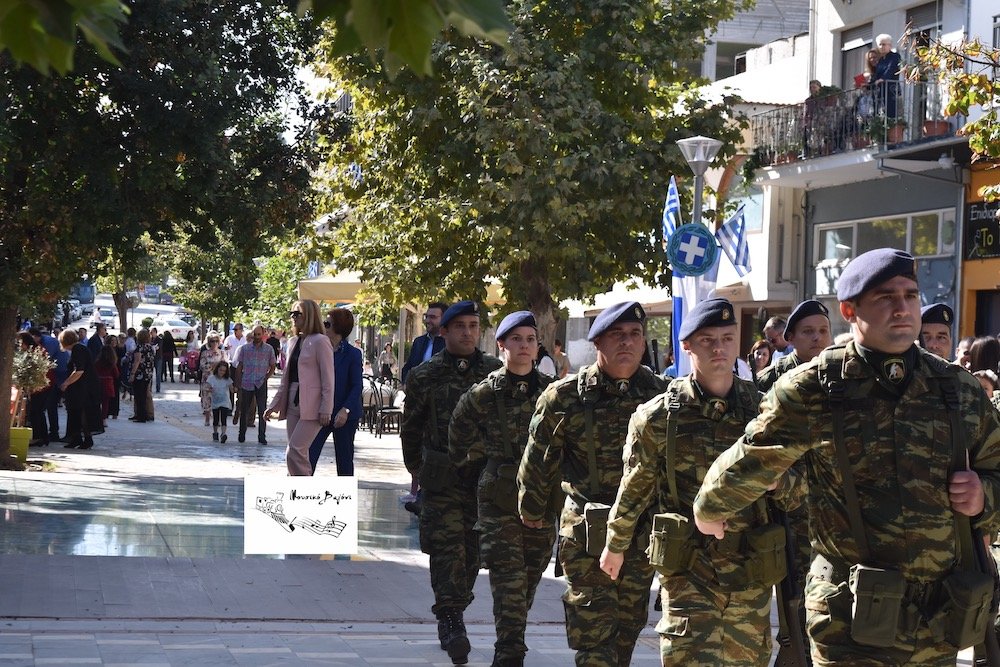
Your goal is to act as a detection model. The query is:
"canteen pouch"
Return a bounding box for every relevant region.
[848,564,906,647]
[743,523,787,587]
[489,463,519,513]
[583,502,611,558]
[941,570,994,649]
[419,448,455,492]
[648,512,696,575]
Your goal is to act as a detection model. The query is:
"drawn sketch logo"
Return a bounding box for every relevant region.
[244,475,359,555]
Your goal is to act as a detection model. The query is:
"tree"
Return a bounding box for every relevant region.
[315,0,748,346]
[913,34,1000,201]
[242,251,312,330]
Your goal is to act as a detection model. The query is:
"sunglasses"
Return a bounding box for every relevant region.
[289,311,302,318]
[323,321,332,329]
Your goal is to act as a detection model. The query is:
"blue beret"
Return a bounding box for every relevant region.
[440,300,479,328]
[786,299,830,335]
[921,303,953,326]
[588,301,646,341]
[678,298,736,340]
[496,310,536,340]
[836,248,917,301]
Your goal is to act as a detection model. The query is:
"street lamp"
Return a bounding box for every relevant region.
[676,135,724,227]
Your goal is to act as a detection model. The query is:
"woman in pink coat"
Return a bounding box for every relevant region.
[265,299,334,475]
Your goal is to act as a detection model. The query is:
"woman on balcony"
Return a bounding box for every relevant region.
[873,33,902,119]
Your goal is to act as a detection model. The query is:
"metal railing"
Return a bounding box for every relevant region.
[748,80,961,167]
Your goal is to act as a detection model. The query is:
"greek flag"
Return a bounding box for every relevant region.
[661,175,682,242]
[715,205,751,277]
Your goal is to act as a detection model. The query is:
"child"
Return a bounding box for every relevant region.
[206,360,235,442]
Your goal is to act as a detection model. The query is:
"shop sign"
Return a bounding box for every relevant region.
[965,201,1000,259]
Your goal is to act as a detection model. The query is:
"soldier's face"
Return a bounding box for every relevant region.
[919,323,952,360]
[442,315,480,356]
[594,323,644,379]
[840,276,921,355]
[682,326,738,377]
[498,327,538,373]
[786,315,832,362]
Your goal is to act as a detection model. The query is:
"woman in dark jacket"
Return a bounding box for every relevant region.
[308,307,363,474]
[161,330,176,382]
[58,329,102,449]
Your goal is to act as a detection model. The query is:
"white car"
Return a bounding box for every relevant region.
[151,319,196,341]
[90,308,117,329]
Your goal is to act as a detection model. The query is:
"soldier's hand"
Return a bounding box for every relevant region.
[521,516,546,529]
[949,469,985,517]
[599,548,624,581]
[695,515,726,539]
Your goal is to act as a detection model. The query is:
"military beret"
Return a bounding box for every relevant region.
[496,310,536,340]
[440,300,479,328]
[786,299,830,335]
[920,303,953,326]
[679,298,736,340]
[588,301,646,341]
[836,248,917,301]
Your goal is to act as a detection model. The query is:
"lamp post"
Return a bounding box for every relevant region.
[676,135,724,227]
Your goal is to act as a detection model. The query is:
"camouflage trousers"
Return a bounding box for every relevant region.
[479,517,556,660]
[559,535,654,667]
[419,483,479,615]
[656,570,771,666]
[805,575,957,666]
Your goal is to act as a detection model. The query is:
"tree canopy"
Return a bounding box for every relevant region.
[315,0,748,341]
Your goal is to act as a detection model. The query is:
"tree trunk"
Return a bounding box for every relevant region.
[520,259,559,352]
[113,290,130,331]
[0,304,25,470]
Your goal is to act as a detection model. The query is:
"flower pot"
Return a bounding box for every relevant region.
[9,427,30,464]
[922,120,950,138]
[887,125,905,144]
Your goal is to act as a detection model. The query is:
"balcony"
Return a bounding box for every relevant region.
[748,80,962,168]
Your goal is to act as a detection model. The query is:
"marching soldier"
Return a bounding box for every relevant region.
[919,303,954,361]
[601,298,792,665]
[694,249,1000,665]
[755,299,833,393]
[518,301,667,666]
[401,300,503,665]
[449,311,556,667]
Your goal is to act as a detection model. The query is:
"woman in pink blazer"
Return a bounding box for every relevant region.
[265,299,335,475]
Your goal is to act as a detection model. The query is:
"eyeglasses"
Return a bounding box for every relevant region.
[323,321,332,329]
[289,311,302,318]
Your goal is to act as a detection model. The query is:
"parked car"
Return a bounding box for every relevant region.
[150,319,196,341]
[66,299,83,322]
[90,307,117,329]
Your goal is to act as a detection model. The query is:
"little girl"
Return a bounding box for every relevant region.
[206,360,235,442]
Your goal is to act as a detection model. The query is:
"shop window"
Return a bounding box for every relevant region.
[857,218,906,255]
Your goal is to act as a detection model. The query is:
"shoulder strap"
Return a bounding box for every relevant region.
[493,381,514,460]
[940,372,976,570]
[663,384,682,510]
[584,402,600,497]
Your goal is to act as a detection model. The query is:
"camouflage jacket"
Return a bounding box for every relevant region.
[607,375,765,554]
[518,363,667,538]
[400,348,502,476]
[695,342,1000,582]
[448,367,554,471]
[754,352,801,394]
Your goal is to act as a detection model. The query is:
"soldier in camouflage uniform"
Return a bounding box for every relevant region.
[755,299,832,393]
[518,301,667,667]
[919,303,954,361]
[602,298,792,665]
[449,311,556,667]
[401,300,503,665]
[694,249,1000,665]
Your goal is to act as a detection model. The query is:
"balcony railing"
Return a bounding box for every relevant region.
[748,80,962,167]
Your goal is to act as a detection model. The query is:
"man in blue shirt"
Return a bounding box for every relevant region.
[30,327,69,442]
[401,301,447,386]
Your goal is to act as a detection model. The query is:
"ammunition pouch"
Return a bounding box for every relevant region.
[648,512,697,575]
[583,502,611,558]
[419,447,456,492]
[848,564,906,647]
[482,459,518,514]
[939,569,994,649]
[743,523,787,588]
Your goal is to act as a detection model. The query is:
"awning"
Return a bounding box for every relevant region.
[297,272,365,303]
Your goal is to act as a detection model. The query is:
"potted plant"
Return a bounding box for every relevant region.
[9,347,54,463]
[865,114,907,145]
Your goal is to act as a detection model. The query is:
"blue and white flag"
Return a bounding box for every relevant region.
[661,175,682,243]
[715,205,751,277]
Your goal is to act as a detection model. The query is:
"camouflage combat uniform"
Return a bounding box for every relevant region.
[694,342,1000,666]
[518,363,667,667]
[607,375,779,666]
[449,367,556,664]
[754,351,801,393]
[401,349,503,618]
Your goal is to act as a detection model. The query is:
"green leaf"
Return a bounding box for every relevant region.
[444,0,511,45]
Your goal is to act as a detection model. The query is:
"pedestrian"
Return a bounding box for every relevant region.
[232,325,276,444]
[151,327,162,393]
[94,345,120,427]
[104,335,121,421]
[161,330,176,382]
[449,311,556,667]
[223,323,246,362]
[264,300,335,475]
[128,328,156,423]
[602,298,786,665]
[58,328,102,448]
[763,316,794,361]
[198,334,225,426]
[552,338,570,378]
[517,301,667,666]
[378,342,397,380]
[87,323,105,361]
[206,360,235,442]
[693,248,1000,665]
[400,300,503,665]
[308,308,363,475]
[401,301,447,386]
[185,330,199,353]
[27,327,60,446]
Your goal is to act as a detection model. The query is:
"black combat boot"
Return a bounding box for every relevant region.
[491,654,524,667]
[439,609,470,664]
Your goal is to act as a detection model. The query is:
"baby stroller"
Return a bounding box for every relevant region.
[178,349,202,383]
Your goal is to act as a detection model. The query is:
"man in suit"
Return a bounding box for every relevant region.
[401,301,447,386]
